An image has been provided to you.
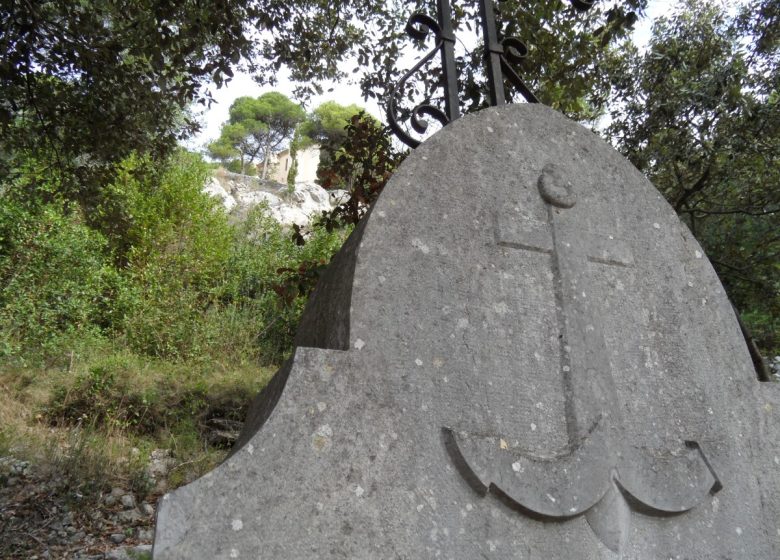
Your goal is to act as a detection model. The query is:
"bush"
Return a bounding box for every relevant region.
[107,152,236,360]
[95,152,349,364]
[219,204,351,363]
[742,308,780,358]
[0,198,119,357]
[1,148,351,365]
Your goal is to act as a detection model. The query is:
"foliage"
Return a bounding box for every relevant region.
[317,112,406,226]
[208,93,305,178]
[300,101,366,147]
[244,0,647,122]
[112,157,344,363]
[250,0,393,96]
[335,0,647,126]
[1,1,651,200]
[0,194,120,357]
[298,101,375,183]
[220,204,350,361]
[206,123,252,172]
[0,0,259,201]
[606,0,779,354]
[90,151,222,264]
[0,149,348,364]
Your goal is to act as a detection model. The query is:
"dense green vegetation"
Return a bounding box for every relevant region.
[0,150,349,492]
[0,0,776,504]
[1,151,347,364]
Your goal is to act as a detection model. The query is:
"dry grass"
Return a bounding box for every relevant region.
[0,346,276,500]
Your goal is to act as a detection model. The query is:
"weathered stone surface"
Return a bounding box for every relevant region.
[154,104,780,559]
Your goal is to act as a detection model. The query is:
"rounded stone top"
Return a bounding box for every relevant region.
[154,103,770,560]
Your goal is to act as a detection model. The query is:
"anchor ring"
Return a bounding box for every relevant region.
[538,164,577,208]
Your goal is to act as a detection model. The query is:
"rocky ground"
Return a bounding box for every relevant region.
[770,355,780,379]
[0,457,161,560]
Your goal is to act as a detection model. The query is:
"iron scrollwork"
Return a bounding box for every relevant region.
[387,1,459,149]
[387,0,596,148]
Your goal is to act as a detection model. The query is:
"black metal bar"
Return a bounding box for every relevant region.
[479,0,506,106]
[500,37,540,103]
[387,0,597,147]
[437,0,460,121]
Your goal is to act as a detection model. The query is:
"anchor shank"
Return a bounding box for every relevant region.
[546,205,622,442]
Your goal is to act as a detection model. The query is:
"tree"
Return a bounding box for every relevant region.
[206,123,250,173]
[249,1,648,123]
[0,0,409,206]
[1,0,648,199]
[208,93,305,178]
[606,0,779,354]
[318,112,405,225]
[348,0,647,127]
[0,0,260,202]
[300,101,365,147]
[299,101,370,186]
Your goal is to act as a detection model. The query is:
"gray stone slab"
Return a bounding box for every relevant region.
[153,104,780,559]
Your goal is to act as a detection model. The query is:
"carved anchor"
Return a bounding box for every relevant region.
[443,164,722,552]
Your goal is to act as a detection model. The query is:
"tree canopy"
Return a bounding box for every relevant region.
[0,0,650,200]
[299,101,366,148]
[0,0,261,199]
[607,0,779,352]
[208,93,305,178]
[294,101,378,187]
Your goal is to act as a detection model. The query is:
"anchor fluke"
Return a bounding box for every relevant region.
[443,426,611,518]
[616,442,722,515]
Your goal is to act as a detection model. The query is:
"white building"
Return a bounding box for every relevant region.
[267,145,321,184]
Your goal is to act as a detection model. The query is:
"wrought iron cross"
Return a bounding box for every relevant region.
[387,0,595,148]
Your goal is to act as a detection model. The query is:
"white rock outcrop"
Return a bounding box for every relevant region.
[204,171,344,226]
[203,178,237,213]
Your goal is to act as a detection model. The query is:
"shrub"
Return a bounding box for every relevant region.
[0,198,119,357]
[742,308,780,358]
[219,204,351,363]
[111,152,236,360]
[0,149,351,366]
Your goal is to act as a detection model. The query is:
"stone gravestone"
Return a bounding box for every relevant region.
[153,104,780,559]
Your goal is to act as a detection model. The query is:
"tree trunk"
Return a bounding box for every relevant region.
[261,142,271,180]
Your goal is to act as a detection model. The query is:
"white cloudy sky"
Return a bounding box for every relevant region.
[185,0,675,151]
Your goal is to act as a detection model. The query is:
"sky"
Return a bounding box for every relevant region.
[185,0,673,152]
